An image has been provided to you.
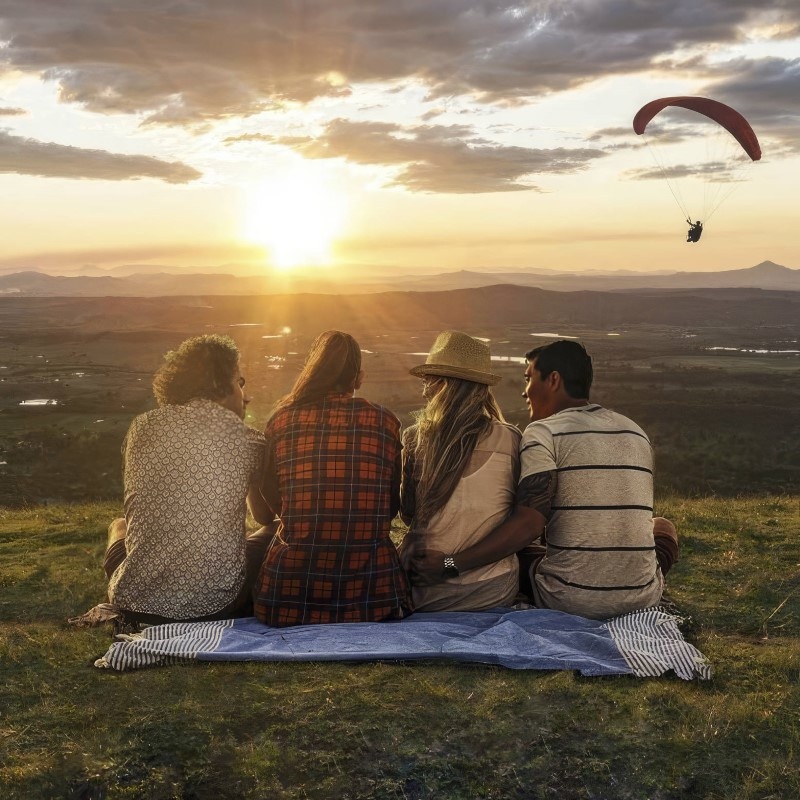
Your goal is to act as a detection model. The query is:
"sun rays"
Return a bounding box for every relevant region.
[242,164,348,271]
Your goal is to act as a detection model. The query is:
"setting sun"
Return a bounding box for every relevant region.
[242,165,347,270]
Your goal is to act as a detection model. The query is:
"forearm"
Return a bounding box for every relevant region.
[451,506,545,573]
[451,470,555,572]
[409,470,554,584]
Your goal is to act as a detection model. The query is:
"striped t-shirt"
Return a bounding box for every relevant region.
[520,403,662,619]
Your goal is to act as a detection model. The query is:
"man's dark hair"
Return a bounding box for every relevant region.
[525,340,593,399]
[152,335,240,406]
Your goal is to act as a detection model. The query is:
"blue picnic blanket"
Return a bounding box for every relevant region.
[95,607,711,679]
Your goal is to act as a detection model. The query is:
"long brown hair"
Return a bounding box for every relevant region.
[277,330,362,409]
[408,376,504,526]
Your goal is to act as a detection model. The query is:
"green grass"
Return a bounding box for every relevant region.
[2,497,799,800]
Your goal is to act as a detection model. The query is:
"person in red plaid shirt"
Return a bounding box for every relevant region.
[251,330,411,627]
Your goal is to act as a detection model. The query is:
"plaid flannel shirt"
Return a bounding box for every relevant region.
[254,393,411,627]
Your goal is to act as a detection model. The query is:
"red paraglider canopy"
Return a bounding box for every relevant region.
[633,96,761,161]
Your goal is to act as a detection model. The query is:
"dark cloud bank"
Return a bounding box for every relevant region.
[1,1,798,186]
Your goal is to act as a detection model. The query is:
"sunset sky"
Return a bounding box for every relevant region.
[0,1,798,276]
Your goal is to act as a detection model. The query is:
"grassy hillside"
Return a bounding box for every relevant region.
[1,496,799,799]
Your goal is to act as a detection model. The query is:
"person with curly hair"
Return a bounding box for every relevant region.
[251,330,411,627]
[399,331,521,611]
[103,334,269,623]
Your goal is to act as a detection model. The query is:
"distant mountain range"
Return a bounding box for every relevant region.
[3,283,800,336]
[0,261,798,297]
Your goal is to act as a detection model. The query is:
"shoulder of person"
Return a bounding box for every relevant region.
[243,424,266,446]
[475,420,522,458]
[183,397,229,420]
[201,399,243,423]
[122,410,148,448]
[128,408,155,429]
[492,419,522,441]
[353,397,401,428]
[125,405,170,437]
[604,406,637,426]
[187,400,263,439]
[263,403,290,431]
[519,419,557,458]
[599,406,650,440]
[521,418,555,439]
[401,423,419,447]
[480,419,522,448]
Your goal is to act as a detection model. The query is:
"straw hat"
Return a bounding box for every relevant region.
[410,330,501,386]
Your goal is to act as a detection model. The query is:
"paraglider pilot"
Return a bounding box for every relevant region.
[686,219,703,243]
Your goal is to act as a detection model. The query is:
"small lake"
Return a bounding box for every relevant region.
[530,333,578,339]
[529,332,622,339]
[706,347,800,355]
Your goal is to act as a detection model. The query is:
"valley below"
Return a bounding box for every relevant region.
[1,285,799,505]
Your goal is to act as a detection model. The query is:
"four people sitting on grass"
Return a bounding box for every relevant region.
[97,330,678,628]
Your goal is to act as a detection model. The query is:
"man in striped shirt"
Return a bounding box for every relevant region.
[410,340,678,619]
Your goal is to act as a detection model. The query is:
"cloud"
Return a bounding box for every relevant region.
[624,161,742,181]
[589,123,694,146]
[588,126,636,141]
[0,106,26,116]
[698,57,800,153]
[0,242,265,272]
[589,55,800,155]
[0,130,201,182]
[224,133,276,145]
[264,118,606,193]
[1,1,796,124]
[706,57,800,117]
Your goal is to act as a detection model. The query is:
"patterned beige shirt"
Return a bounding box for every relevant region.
[108,399,265,618]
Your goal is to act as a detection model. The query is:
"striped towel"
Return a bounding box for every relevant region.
[94,607,711,680]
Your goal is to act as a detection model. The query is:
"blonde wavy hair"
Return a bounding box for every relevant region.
[407,376,504,526]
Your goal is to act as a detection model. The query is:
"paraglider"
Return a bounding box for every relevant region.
[633,96,761,242]
[686,220,703,243]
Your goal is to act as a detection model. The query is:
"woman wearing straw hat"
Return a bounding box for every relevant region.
[399,330,521,611]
